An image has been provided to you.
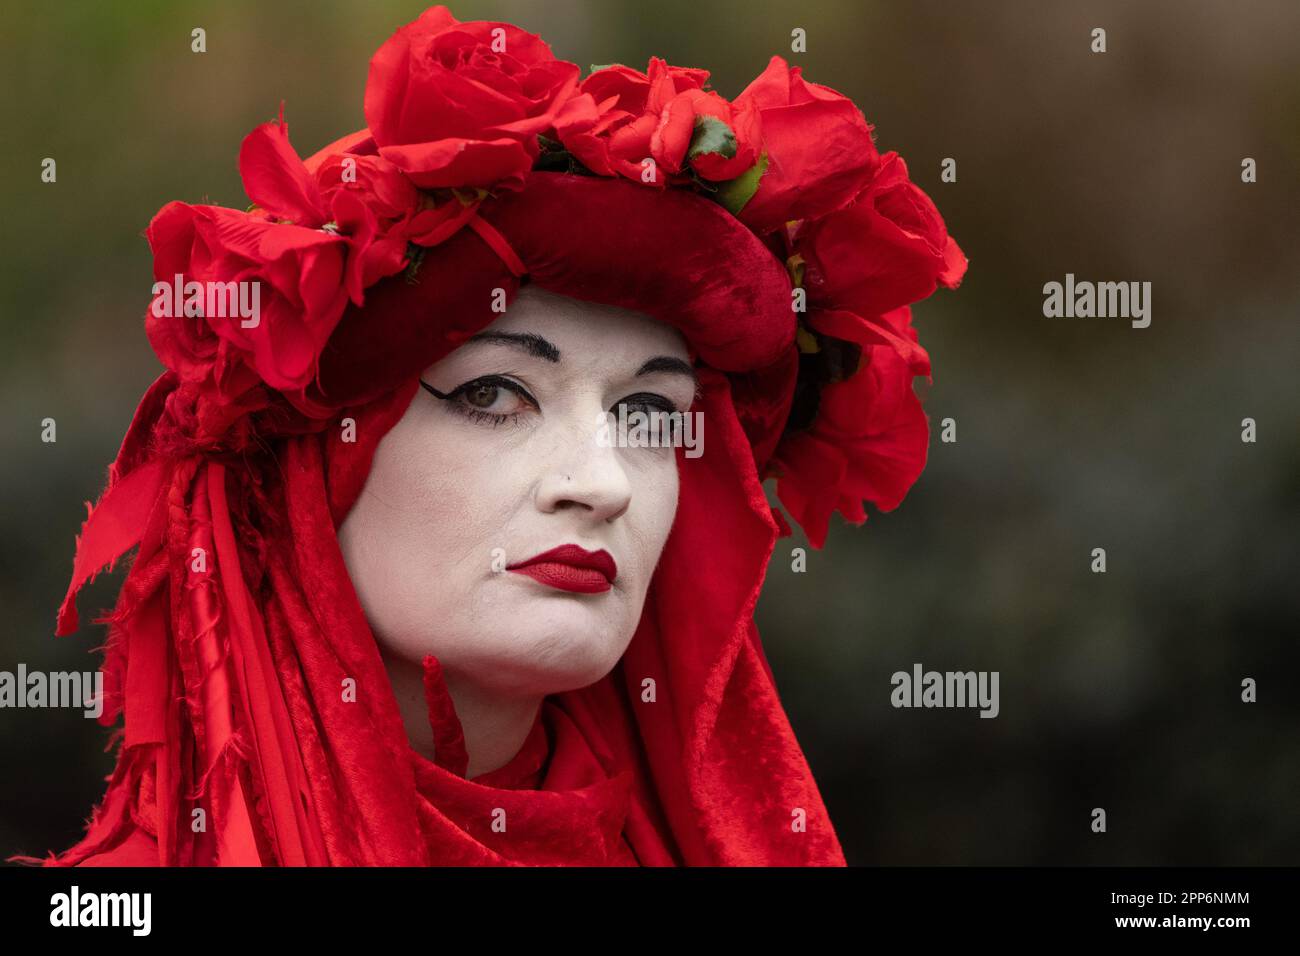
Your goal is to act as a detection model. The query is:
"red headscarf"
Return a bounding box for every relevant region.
[13,5,964,867]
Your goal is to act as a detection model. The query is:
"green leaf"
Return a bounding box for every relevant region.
[714,152,769,215]
[533,148,574,172]
[403,244,427,285]
[687,115,737,161]
[795,325,820,354]
[451,186,489,207]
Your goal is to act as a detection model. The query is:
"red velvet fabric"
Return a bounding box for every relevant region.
[15,257,847,868]
[308,172,795,412]
[15,175,846,869]
[18,361,843,866]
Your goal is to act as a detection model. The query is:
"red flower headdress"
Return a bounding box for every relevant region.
[144,4,964,550]
[21,5,965,867]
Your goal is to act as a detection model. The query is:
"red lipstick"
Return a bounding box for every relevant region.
[506,544,617,594]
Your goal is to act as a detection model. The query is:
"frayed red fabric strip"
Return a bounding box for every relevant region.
[57,459,168,636]
[207,462,328,866]
[123,587,169,747]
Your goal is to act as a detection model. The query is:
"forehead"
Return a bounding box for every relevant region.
[490,285,690,359]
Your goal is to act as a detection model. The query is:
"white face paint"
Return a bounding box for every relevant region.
[338,284,698,698]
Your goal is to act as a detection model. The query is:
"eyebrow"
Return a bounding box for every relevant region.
[465,330,699,386]
[467,331,559,362]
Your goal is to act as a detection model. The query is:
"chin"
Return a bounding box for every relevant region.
[472,607,632,696]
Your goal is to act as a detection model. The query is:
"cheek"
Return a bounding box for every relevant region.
[623,450,681,583]
[338,418,522,627]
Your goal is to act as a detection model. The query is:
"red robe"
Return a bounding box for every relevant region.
[16,357,846,866]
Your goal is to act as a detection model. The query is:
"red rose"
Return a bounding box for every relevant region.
[554,58,760,184]
[683,89,761,182]
[796,151,968,318]
[806,304,931,378]
[144,203,263,406]
[731,56,880,234]
[305,142,486,271]
[770,343,929,549]
[313,155,426,295]
[315,153,420,224]
[145,202,350,397]
[364,5,580,190]
[239,116,414,303]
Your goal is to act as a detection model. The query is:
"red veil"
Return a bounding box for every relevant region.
[14,6,965,867]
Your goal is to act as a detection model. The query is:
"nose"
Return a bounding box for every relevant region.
[534,414,632,522]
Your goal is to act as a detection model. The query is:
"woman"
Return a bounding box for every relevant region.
[341,285,700,786]
[16,5,964,866]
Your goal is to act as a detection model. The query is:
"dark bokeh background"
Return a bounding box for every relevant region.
[2,0,1297,864]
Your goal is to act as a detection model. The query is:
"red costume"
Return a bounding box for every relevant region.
[15,6,964,866]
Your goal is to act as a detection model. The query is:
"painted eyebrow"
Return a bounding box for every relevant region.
[465,330,699,387]
[466,331,559,362]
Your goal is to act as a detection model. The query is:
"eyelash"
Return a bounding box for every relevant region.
[436,375,683,430]
[443,375,534,428]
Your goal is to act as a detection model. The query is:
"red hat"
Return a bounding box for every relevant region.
[17,5,965,866]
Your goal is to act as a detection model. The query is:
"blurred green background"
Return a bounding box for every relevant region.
[2,0,1297,864]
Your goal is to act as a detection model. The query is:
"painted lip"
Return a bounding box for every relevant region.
[506,544,617,594]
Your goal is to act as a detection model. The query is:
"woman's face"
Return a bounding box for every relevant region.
[338,285,698,697]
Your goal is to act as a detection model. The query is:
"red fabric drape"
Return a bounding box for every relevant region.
[14,358,845,866]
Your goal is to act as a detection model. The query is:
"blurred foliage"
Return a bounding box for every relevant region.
[2,0,1298,864]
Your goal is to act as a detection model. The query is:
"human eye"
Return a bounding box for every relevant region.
[613,392,679,417]
[611,392,684,446]
[422,375,538,428]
